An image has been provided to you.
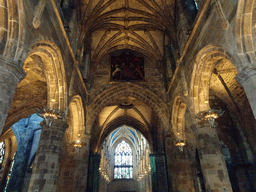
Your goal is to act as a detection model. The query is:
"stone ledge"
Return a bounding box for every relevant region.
[0,57,26,81]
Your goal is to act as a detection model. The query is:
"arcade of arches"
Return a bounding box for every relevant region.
[0,0,256,192]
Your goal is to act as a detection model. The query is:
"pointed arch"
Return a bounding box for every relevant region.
[190,45,237,115]
[236,0,256,69]
[95,116,152,153]
[171,96,187,141]
[66,95,85,144]
[86,83,169,134]
[0,0,25,61]
[25,40,67,110]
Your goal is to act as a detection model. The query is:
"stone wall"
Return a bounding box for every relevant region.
[107,179,139,192]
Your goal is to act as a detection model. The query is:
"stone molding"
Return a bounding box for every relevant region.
[40,118,69,131]
[0,57,26,81]
[193,121,218,137]
[235,67,256,85]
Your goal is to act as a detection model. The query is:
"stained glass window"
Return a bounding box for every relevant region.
[114,140,133,179]
[0,141,5,166]
[4,153,15,192]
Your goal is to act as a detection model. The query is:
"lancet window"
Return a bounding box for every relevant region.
[114,140,133,179]
[0,141,5,166]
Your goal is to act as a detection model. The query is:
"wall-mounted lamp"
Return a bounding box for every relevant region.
[175,140,186,151]
[73,139,85,153]
[36,107,66,126]
[196,109,224,127]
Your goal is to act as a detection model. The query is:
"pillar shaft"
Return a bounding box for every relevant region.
[150,153,169,192]
[28,118,68,192]
[73,135,91,191]
[87,153,101,192]
[56,134,91,192]
[0,58,26,133]
[165,137,195,192]
[194,120,233,192]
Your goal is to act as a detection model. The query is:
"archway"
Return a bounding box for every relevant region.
[171,96,187,142]
[0,131,16,191]
[65,95,85,145]
[190,45,256,191]
[98,126,152,192]
[4,40,68,134]
[164,96,195,192]
[86,82,169,191]
[25,40,67,110]
[57,95,89,192]
[0,0,25,61]
[0,0,26,134]
[236,0,256,69]
[190,45,237,115]
[87,82,169,134]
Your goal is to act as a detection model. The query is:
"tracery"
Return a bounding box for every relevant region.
[0,141,5,166]
[114,140,133,179]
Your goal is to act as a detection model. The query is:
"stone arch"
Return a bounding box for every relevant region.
[0,0,25,61]
[65,95,85,144]
[236,0,256,69]
[111,137,135,150]
[171,96,187,141]
[25,40,67,110]
[95,116,152,153]
[190,45,236,115]
[57,95,88,192]
[87,83,169,134]
[3,104,45,133]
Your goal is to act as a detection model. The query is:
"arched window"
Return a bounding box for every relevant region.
[0,141,5,167]
[114,140,133,179]
[4,153,15,192]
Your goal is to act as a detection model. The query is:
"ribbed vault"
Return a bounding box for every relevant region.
[80,0,177,77]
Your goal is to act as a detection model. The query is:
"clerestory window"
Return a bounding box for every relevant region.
[114,140,133,179]
[183,0,198,25]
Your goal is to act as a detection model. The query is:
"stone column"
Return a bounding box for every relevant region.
[6,114,42,192]
[0,58,26,133]
[28,118,68,192]
[87,153,101,192]
[194,120,233,192]
[165,136,195,192]
[56,133,91,192]
[74,134,91,191]
[150,153,169,192]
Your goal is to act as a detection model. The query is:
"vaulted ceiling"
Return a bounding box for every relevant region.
[80,0,177,76]
[95,98,153,151]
